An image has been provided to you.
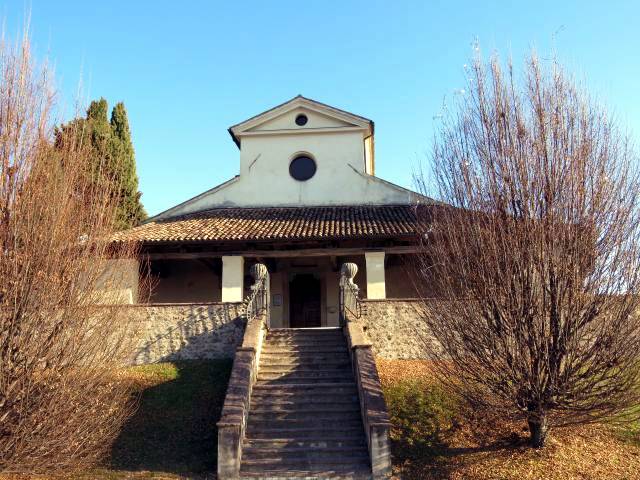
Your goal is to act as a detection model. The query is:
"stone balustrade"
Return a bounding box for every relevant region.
[340,262,392,479]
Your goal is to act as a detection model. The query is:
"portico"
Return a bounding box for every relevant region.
[138,240,419,327]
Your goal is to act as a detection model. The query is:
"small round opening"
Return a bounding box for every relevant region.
[289,155,316,181]
[295,114,308,126]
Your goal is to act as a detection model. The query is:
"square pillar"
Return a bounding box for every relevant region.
[222,256,244,302]
[365,251,386,299]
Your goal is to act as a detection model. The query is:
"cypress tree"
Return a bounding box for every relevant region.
[110,102,147,228]
[55,98,146,230]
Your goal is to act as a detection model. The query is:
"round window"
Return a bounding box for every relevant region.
[295,114,308,126]
[289,155,316,181]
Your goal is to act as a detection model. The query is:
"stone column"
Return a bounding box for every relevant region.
[222,256,244,303]
[365,251,386,300]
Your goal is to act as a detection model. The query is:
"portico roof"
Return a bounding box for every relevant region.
[112,205,425,244]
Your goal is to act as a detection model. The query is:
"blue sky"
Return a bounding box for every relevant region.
[3,1,639,215]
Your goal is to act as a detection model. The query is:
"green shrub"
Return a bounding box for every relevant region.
[384,379,458,458]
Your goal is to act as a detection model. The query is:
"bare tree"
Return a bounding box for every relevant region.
[0,29,140,472]
[414,52,640,448]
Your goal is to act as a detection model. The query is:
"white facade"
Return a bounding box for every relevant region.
[152,96,420,220]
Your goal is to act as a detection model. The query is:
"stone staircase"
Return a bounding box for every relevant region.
[239,327,372,479]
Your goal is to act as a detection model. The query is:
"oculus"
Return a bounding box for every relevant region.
[289,155,316,181]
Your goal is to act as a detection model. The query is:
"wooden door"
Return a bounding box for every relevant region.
[289,274,321,328]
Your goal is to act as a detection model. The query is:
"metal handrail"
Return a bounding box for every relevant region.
[244,266,270,327]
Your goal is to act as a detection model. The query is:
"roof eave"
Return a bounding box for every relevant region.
[228,127,240,149]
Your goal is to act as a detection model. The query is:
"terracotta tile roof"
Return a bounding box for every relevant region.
[112,205,421,243]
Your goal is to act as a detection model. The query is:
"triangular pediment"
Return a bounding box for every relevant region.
[246,107,356,132]
[229,95,373,147]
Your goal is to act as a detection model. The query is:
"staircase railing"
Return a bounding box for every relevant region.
[245,263,270,329]
[339,262,364,325]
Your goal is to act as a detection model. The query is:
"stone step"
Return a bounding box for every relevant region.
[267,331,344,336]
[243,438,367,449]
[255,381,356,389]
[251,394,359,406]
[267,337,345,340]
[250,399,360,410]
[266,335,346,342]
[248,410,361,423]
[266,334,344,339]
[258,362,351,371]
[265,337,345,343]
[245,424,366,438]
[260,352,351,362]
[267,330,345,336]
[268,327,343,334]
[259,357,351,367]
[259,368,353,377]
[258,364,351,374]
[252,382,358,394]
[240,468,372,480]
[262,342,348,353]
[262,346,350,354]
[241,446,369,461]
[240,456,371,470]
[251,398,360,409]
[246,418,364,433]
[256,377,355,386]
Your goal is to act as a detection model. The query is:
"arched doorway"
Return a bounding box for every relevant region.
[289,274,322,328]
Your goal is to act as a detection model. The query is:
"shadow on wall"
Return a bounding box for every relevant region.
[130,303,245,364]
[110,360,233,475]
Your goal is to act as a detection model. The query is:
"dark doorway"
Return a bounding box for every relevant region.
[289,274,322,328]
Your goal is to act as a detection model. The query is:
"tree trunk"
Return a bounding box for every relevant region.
[527,413,548,448]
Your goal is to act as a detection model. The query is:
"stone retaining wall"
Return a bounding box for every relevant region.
[359,299,431,359]
[121,299,429,364]
[125,303,244,364]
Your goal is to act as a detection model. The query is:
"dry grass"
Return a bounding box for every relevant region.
[378,359,640,480]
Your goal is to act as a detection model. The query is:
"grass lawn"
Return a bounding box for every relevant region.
[23,359,636,480]
[91,360,233,480]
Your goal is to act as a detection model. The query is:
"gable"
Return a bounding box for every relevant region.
[229,95,373,147]
[246,107,356,132]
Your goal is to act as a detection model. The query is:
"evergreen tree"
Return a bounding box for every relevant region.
[110,102,147,228]
[55,98,146,230]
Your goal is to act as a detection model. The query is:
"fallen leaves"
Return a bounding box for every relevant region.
[377,359,640,480]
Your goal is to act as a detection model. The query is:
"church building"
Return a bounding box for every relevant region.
[112,96,435,478]
[114,96,432,327]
